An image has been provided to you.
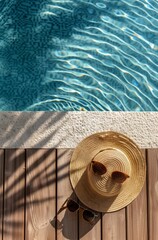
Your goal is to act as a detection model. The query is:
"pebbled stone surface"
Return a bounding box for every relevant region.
[0,112,157,148]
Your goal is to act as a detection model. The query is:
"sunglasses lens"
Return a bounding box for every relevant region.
[112,171,129,183]
[92,161,107,175]
[83,210,95,223]
[67,200,79,212]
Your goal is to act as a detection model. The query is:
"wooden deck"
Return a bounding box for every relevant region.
[0,148,158,240]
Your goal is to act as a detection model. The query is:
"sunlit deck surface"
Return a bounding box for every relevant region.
[0,148,158,240]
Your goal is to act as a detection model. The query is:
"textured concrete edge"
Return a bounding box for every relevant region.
[0,111,157,148]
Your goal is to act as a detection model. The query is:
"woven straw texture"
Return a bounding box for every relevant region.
[70,131,146,212]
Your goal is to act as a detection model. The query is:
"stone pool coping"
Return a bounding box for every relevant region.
[0,112,157,148]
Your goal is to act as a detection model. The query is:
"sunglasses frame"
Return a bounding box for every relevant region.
[111,171,130,183]
[91,160,107,175]
[91,161,129,183]
[65,198,99,224]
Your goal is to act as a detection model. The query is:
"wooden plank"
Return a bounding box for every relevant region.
[0,149,4,240]
[56,149,78,240]
[126,149,148,240]
[76,157,102,240]
[25,149,56,240]
[147,149,158,240]
[3,149,25,240]
[102,209,126,240]
[102,147,132,240]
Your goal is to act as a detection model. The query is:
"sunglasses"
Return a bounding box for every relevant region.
[66,199,98,224]
[91,161,129,183]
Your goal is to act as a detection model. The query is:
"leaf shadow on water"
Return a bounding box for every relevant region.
[0,0,103,110]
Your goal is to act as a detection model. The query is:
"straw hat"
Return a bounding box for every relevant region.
[70,131,146,212]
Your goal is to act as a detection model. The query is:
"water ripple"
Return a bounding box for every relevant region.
[0,0,158,110]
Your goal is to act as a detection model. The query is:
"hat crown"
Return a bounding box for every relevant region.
[87,148,131,197]
[70,131,146,212]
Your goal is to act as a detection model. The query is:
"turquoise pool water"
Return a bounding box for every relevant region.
[0,0,158,110]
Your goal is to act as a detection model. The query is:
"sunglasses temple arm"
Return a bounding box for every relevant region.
[56,206,67,216]
[53,198,69,219]
[89,213,100,225]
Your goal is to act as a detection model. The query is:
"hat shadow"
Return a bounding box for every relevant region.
[50,192,101,239]
[50,169,118,239]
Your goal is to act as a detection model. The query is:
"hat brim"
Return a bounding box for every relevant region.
[70,131,146,212]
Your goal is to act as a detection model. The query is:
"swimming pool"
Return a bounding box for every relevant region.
[0,0,158,110]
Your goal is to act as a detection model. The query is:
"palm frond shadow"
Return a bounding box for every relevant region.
[0,0,103,110]
[0,111,71,237]
[0,112,67,148]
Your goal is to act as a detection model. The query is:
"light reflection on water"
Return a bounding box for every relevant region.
[0,0,158,110]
